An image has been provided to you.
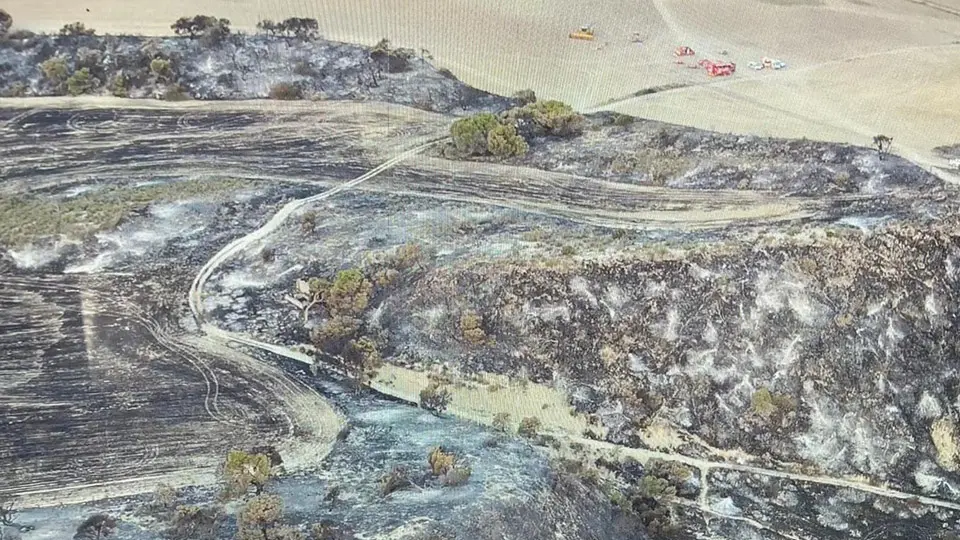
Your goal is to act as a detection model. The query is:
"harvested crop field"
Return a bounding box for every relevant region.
[5,0,960,177]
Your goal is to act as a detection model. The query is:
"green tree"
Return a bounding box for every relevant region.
[40,57,69,91]
[450,113,500,155]
[521,100,584,136]
[326,269,373,316]
[150,58,173,81]
[222,450,273,499]
[66,68,100,96]
[487,123,528,157]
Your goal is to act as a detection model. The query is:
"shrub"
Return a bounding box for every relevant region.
[172,15,230,46]
[441,467,471,487]
[420,382,452,416]
[66,68,99,96]
[40,56,69,88]
[458,310,486,344]
[561,245,577,256]
[517,99,584,136]
[1,82,27,97]
[269,82,303,100]
[237,495,282,533]
[106,73,129,97]
[518,416,541,438]
[486,123,528,157]
[311,316,361,349]
[370,37,413,72]
[222,450,273,499]
[450,113,499,155]
[325,269,373,316]
[750,387,795,421]
[513,88,536,105]
[161,85,190,101]
[341,336,382,387]
[0,9,11,36]
[60,22,95,37]
[150,58,173,81]
[428,447,455,475]
[379,467,410,496]
[612,113,634,126]
[492,412,511,432]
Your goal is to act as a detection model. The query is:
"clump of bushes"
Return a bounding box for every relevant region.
[513,88,537,105]
[66,68,99,96]
[450,112,527,158]
[59,22,95,37]
[450,112,500,155]
[420,382,452,416]
[40,56,69,91]
[268,82,303,100]
[428,447,472,487]
[448,99,583,159]
[508,99,585,136]
[750,387,795,422]
[518,416,542,438]
[458,310,487,344]
[492,412,511,433]
[486,123,528,158]
[161,85,191,101]
[150,58,173,81]
[379,467,410,496]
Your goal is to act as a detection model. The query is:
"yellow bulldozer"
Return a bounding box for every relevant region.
[569,25,595,40]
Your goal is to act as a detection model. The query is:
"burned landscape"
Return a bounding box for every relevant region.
[1,11,960,538]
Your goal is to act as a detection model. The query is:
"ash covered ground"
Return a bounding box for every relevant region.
[2,84,960,540]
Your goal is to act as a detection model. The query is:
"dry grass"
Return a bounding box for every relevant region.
[932,418,959,472]
[0,177,251,248]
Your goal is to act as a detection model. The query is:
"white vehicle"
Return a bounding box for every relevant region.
[748,61,764,71]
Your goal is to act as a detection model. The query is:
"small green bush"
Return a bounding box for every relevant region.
[487,123,528,157]
[450,113,500,155]
[561,245,577,256]
[66,68,99,96]
[40,57,69,87]
[109,73,130,97]
[150,58,173,81]
[520,99,584,136]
